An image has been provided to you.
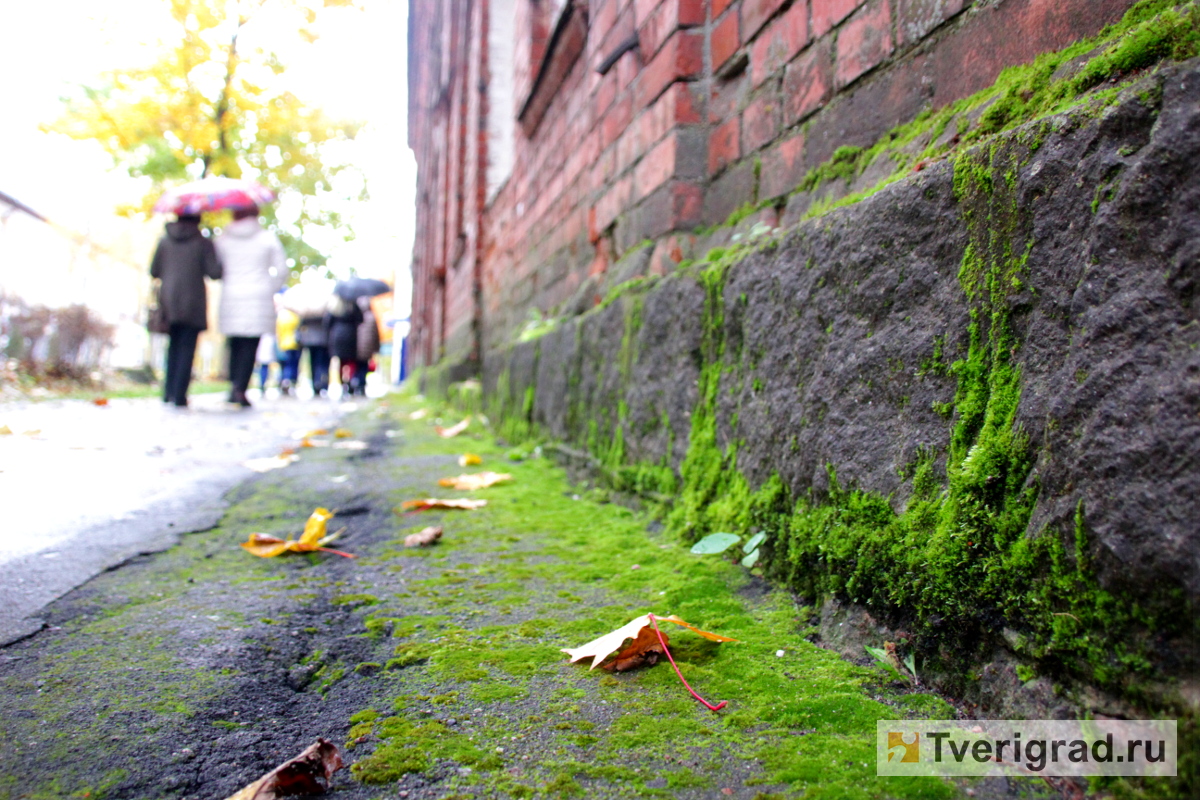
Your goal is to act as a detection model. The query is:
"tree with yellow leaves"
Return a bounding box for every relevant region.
[45,0,363,276]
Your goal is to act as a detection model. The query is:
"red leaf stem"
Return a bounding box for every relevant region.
[647,613,727,712]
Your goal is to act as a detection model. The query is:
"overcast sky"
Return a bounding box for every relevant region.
[0,0,415,312]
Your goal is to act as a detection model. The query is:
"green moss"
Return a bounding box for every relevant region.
[331,592,379,608]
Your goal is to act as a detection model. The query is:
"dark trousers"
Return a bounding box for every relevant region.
[306,345,330,394]
[228,336,260,396]
[280,349,301,384]
[164,324,200,406]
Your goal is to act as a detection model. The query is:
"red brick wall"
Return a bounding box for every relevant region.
[407,0,1139,371]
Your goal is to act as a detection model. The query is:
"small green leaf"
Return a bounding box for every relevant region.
[741,548,760,568]
[690,533,741,554]
[742,532,767,554]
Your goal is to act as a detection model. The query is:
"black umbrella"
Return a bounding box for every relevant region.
[334,277,391,301]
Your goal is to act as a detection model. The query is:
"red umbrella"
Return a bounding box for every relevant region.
[154,176,276,215]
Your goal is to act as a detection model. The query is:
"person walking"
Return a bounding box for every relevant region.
[276,303,301,396]
[352,296,381,396]
[149,213,222,408]
[325,294,362,397]
[296,314,331,397]
[214,205,286,408]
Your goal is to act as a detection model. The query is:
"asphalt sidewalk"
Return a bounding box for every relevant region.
[0,390,345,645]
[0,392,985,800]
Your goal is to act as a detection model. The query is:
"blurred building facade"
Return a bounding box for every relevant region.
[0,190,162,373]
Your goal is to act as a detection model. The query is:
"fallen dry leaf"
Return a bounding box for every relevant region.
[243,454,299,473]
[334,428,353,438]
[0,425,10,435]
[404,526,443,547]
[435,417,470,438]
[458,453,482,467]
[299,438,315,448]
[398,498,488,512]
[608,626,667,672]
[563,614,736,670]
[92,398,109,407]
[224,738,343,800]
[241,508,355,558]
[437,471,512,491]
[303,428,329,437]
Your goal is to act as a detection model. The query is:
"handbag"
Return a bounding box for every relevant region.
[147,281,170,334]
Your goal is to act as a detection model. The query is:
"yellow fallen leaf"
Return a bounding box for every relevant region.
[22,429,40,436]
[435,417,470,438]
[398,498,488,512]
[437,471,512,491]
[240,508,355,558]
[303,428,329,437]
[334,428,353,438]
[0,425,10,435]
[458,453,482,467]
[224,738,343,800]
[562,614,736,670]
[404,526,443,547]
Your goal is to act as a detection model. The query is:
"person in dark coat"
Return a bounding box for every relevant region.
[295,316,331,397]
[325,296,362,396]
[351,296,381,396]
[150,214,222,407]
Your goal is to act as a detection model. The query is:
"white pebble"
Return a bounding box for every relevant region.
[775,650,786,657]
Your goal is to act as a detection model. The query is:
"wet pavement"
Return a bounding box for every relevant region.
[0,388,349,644]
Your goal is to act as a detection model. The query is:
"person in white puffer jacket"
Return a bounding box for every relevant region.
[215,206,287,407]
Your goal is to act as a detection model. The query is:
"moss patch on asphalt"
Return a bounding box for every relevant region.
[338,397,966,799]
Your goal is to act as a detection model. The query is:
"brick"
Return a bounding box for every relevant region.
[713,0,736,18]
[635,133,679,200]
[812,0,865,37]
[709,68,749,124]
[741,0,789,42]
[649,234,693,275]
[896,0,965,47]
[594,175,634,233]
[758,131,807,199]
[639,83,702,153]
[636,180,704,239]
[635,29,705,109]
[637,0,705,61]
[836,0,893,87]
[616,125,642,176]
[594,7,635,71]
[742,91,782,153]
[711,11,740,72]
[749,0,810,88]
[592,0,620,47]
[784,38,834,124]
[601,94,634,150]
[708,116,740,176]
[702,161,756,226]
